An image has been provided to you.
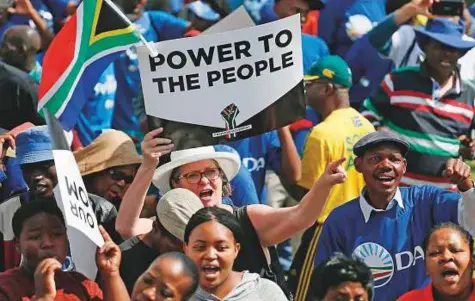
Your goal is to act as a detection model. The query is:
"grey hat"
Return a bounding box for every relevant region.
[156,188,204,242]
[353,131,409,157]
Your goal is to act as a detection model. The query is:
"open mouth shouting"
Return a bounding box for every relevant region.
[201,264,220,282]
[373,172,396,186]
[440,266,460,284]
[198,189,214,204]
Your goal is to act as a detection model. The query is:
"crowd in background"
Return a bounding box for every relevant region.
[2,0,475,300]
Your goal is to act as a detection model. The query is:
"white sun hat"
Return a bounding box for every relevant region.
[152,146,241,193]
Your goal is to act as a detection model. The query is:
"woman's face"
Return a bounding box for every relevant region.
[173,160,223,207]
[184,220,240,292]
[425,228,475,298]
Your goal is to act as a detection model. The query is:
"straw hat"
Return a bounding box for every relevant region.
[152,146,241,193]
[74,130,142,176]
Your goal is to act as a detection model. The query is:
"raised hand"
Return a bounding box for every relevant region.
[96,226,121,277]
[141,127,174,168]
[443,158,473,191]
[33,258,62,300]
[322,157,348,186]
[7,0,34,15]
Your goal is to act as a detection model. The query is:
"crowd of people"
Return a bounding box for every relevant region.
[1,0,475,300]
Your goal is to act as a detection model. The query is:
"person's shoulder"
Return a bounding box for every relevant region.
[0,195,21,210]
[251,273,287,299]
[326,197,361,222]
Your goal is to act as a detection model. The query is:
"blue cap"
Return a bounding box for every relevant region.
[415,18,475,51]
[353,131,409,157]
[188,1,220,21]
[15,126,53,165]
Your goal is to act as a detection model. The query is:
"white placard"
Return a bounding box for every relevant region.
[53,150,104,279]
[137,15,303,130]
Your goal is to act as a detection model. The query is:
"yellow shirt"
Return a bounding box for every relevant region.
[298,107,375,223]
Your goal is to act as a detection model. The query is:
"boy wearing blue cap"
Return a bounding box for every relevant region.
[362,9,475,190]
[312,131,475,300]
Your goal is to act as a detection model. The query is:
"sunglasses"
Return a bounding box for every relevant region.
[107,168,134,184]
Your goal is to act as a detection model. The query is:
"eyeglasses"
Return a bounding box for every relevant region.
[107,168,134,184]
[177,168,221,184]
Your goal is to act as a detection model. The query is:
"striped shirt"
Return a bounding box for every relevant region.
[361,64,475,189]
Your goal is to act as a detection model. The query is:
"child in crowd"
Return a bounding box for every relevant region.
[0,198,129,301]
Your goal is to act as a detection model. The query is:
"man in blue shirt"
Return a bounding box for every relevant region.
[313,131,475,300]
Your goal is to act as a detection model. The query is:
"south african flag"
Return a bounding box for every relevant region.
[38,0,140,130]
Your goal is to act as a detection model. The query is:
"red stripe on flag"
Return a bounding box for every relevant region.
[39,13,78,98]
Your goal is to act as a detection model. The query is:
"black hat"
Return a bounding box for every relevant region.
[353,131,409,157]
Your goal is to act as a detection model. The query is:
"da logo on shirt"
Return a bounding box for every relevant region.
[352,242,394,288]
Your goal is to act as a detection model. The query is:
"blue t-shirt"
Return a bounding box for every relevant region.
[75,63,117,146]
[112,11,188,141]
[226,132,281,203]
[345,34,393,105]
[314,185,461,301]
[214,144,259,207]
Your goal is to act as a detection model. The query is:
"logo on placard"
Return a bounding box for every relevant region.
[352,242,394,288]
[212,103,252,139]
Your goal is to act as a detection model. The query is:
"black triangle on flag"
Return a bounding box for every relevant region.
[43,109,71,151]
[94,0,130,37]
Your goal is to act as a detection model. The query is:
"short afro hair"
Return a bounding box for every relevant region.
[12,197,65,239]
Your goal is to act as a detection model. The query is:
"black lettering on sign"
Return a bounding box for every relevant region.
[217,43,233,62]
[207,71,221,87]
[79,186,89,207]
[275,29,292,48]
[167,51,187,69]
[282,51,294,68]
[152,77,167,93]
[258,34,273,53]
[65,176,94,229]
[149,54,165,72]
[66,176,78,200]
[234,41,251,59]
[188,47,215,67]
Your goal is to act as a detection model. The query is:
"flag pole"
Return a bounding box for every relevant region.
[103,0,159,57]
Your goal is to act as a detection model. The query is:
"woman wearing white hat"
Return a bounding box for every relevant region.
[116,128,347,249]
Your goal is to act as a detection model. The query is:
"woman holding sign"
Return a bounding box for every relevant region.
[117,128,345,249]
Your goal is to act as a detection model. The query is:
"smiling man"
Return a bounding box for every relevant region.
[361,17,475,190]
[312,131,475,300]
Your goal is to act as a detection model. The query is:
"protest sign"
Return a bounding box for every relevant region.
[45,110,104,279]
[138,15,304,150]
